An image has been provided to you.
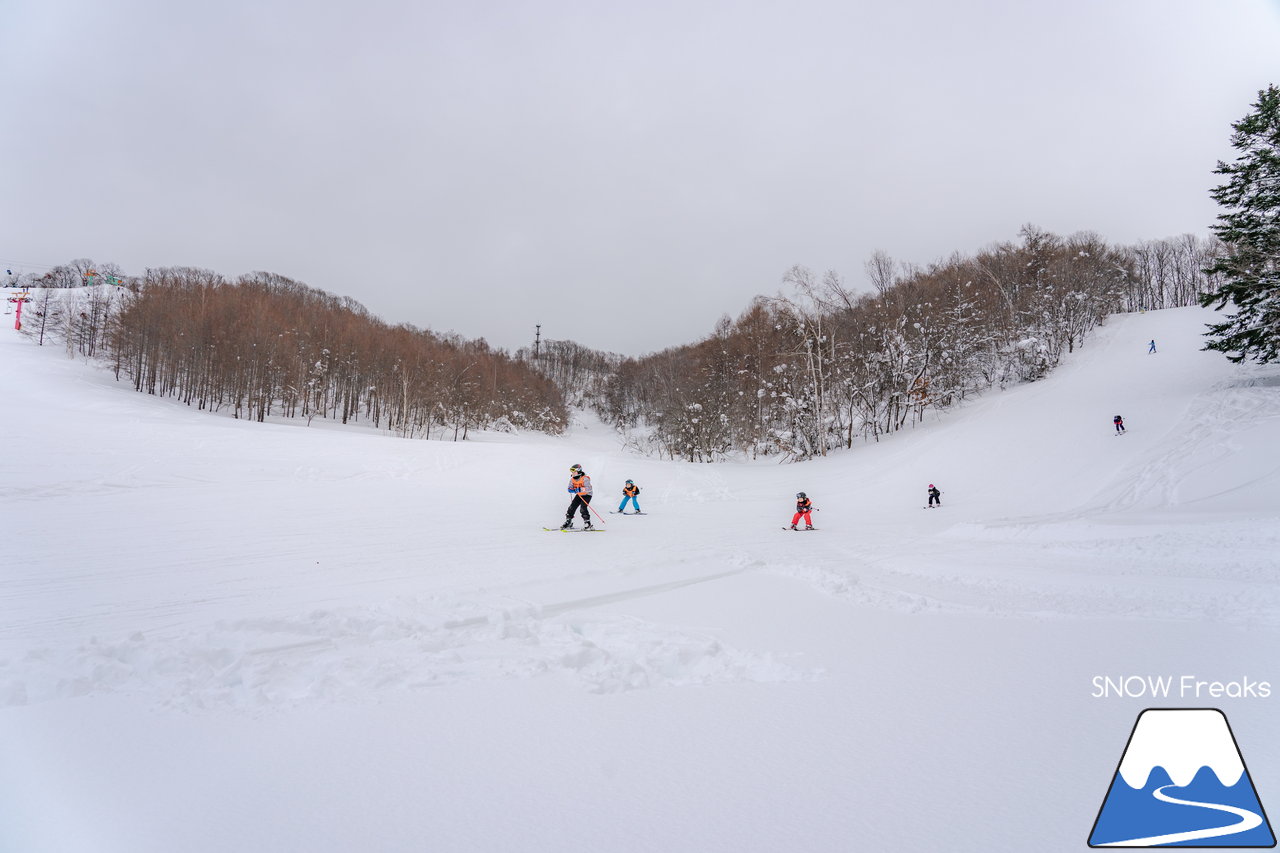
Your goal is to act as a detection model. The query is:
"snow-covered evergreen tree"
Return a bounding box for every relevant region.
[1201,84,1280,364]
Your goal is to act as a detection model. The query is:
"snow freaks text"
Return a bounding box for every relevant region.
[1091,676,1272,700]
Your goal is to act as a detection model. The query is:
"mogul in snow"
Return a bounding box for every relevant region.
[790,492,815,530]
[1113,414,1126,434]
[927,484,941,508]
[617,479,642,514]
[560,464,594,529]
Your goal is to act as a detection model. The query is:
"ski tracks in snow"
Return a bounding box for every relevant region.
[0,563,807,712]
[1097,372,1280,515]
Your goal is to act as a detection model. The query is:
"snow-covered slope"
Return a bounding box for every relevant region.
[2,306,1278,853]
[840,307,1279,519]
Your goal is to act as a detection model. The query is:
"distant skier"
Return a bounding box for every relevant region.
[617,479,642,514]
[560,464,594,529]
[790,492,815,530]
[927,484,941,507]
[1113,414,1125,434]
[1148,339,1157,354]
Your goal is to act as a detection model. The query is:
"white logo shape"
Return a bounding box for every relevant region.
[1089,709,1275,847]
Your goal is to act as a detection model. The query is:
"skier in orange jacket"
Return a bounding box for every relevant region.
[618,479,642,514]
[560,464,594,529]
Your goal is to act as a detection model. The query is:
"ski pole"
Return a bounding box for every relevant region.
[586,498,607,525]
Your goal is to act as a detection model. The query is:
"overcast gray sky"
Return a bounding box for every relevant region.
[3,0,1278,355]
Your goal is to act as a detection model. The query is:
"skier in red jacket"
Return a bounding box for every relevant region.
[790,492,815,530]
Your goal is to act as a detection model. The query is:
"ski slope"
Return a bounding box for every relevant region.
[2,306,1278,852]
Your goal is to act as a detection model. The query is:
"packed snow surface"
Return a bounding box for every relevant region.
[2,306,1278,851]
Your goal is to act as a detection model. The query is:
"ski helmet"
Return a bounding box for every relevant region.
[570,464,582,473]
[929,484,934,488]
[625,479,633,484]
[796,492,806,499]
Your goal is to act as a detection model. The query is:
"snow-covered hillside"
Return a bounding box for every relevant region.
[2,306,1278,852]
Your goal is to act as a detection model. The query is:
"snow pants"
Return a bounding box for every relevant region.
[618,495,641,513]
[791,511,812,527]
[566,493,592,523]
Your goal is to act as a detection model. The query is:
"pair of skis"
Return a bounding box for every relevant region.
[544,510,649,531]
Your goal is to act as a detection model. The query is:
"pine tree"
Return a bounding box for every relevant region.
[1200,84,1280,364]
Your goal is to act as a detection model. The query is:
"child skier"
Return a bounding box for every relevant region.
[560,464,594,529]
[790,492,815,530]
[927,484,941,507]
[1113,414,1125,434]
[618,479,642,514]
[1148,339,1157,354]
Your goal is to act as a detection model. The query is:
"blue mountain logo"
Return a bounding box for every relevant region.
[1089,709,1275,847]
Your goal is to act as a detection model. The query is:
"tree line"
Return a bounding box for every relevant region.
[18,265,567,439]
[586,229,1224,461]
[10,226,1227,454]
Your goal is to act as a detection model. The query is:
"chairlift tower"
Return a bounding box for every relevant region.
[8,289,31,330]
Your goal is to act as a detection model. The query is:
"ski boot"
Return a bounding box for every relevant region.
[789,524,798,530]
[583,520,593,530]
[560,519,574,530]
[805,525,815,530]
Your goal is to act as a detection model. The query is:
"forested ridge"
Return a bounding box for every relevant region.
[526,228,1223,460]
[12,227,1220,454]
[14,263,567,439]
